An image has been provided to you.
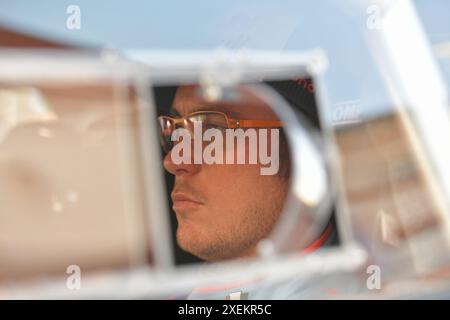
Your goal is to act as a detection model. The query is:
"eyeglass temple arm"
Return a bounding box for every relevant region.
[161,115,283,128]
[229,119,284,128]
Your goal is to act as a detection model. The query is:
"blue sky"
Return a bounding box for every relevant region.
[1,0,449,119]
[1,0,448,48]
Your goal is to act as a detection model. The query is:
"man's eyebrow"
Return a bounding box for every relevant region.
[168,109,181,117]
[169,105,242,118]
[190,106,241,118]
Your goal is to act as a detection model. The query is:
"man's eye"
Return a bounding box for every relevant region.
[203,123,226,130]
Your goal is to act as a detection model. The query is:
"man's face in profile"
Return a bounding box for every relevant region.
[162,85,289,261]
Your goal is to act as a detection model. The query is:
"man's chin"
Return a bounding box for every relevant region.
[176,222,202,250]
[176,222,220,260]
[176,223,257,261]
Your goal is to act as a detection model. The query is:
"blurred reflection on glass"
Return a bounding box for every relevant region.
[0,79,152,283]
[335,113,449,275]
[155,80,333,266]
[313,2,450,295]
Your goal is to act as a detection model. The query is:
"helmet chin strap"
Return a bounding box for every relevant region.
[302,223,334,254]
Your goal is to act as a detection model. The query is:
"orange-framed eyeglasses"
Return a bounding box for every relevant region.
[157,110,284,153]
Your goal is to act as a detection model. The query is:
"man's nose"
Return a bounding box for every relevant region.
[163,149,201,176]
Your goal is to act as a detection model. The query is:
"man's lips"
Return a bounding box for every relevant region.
[171,192,203,211]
